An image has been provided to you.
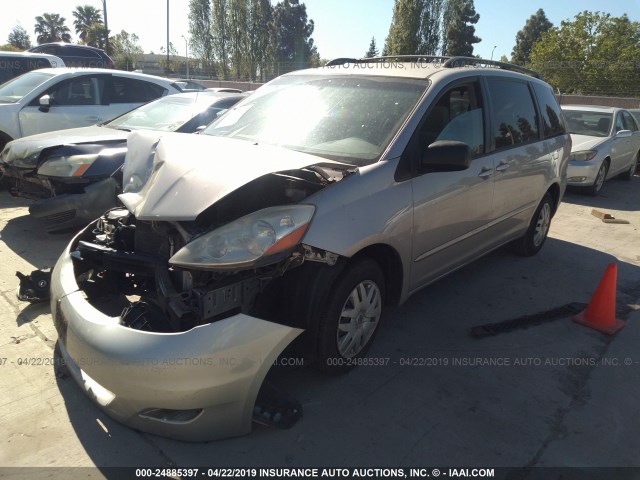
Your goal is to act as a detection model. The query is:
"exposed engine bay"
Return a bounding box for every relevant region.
[69,166,348,333]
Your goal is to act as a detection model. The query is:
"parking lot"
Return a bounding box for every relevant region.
[1,177,639,472]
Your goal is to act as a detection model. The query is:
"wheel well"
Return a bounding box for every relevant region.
[0,131,12,151]
[547,183,560,215]
[351,244,404,306]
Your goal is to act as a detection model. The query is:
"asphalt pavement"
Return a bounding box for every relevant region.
[0,177,639,475]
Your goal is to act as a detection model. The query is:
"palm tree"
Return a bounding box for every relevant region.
[34,13,72,44]
[73,5,103,44]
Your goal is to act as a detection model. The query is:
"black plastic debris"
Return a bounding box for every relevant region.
[253,380,302,429]
[471,302,587,338]
[16,269,52,303]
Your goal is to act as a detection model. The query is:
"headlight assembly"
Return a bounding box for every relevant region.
[569,150,597,162]
[169,205,316,270]
[37,153,99,177]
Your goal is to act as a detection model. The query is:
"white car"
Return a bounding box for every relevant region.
[562,105,640,195]
[0,68,183,150]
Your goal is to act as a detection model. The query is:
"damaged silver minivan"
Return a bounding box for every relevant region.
[50,56,570,441]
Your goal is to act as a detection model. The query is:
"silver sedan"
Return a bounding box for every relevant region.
[562,105,639,195]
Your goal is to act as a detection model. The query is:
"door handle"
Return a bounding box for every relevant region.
[478,166,493,179]
[496,161,511,172]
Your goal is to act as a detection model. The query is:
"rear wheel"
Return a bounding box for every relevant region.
[620,153,638,181]
[312,258,385,374]
[511,193,553,257]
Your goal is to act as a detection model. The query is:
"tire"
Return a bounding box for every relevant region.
[511,193,553,257]
[312,258,385,374]
[619,153,638,181]
[587,161,608,196]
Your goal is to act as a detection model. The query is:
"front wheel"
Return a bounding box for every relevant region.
[511,193,554,257]
[587,161,608,195]
[312,258,385,374]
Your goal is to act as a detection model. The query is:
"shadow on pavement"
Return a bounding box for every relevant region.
[564,175,640,212]
[1,209,74,269]
[49,237,640,468]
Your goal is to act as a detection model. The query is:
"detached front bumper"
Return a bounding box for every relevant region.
[50,235,303,442]
[29,178,119,231]
[566,160,603,186]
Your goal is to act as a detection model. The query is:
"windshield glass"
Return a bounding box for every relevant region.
[107,94,223,132]
[0,71,55,103]
[563,110,612,137]
[203,74,427,165]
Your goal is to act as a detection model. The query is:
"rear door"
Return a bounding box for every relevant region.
[485,76,549,240]
[19,73,110,136]
[609,112,635,175]
[409,78,495,290]
[102,75,168,120]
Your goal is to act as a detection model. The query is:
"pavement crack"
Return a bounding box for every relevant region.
[138,432,180,468]
[516,333,616,477]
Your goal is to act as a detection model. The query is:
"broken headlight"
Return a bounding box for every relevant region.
[169,205,315,270]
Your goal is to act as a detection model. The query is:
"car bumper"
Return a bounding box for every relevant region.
[29,178,118,231]
[50,231,303,442]
[566,160,603,186]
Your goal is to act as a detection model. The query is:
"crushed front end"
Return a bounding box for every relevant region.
[49,131,356,440]
[50,209,306,441]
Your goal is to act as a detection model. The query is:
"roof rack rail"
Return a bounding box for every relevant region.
[443,56,541,79]
[325,55,450,66]
[325,55,542,79]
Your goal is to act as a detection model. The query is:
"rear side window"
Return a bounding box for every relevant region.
[109,77,166,103]
[487,78,539,150]
[532,83,566,138]
[67,46,101,58]
[31,45,59,55]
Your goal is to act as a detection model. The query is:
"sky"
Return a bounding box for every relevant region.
[1,0,639,62]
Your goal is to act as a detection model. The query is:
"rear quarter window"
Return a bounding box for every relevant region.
[110,77,167,103]
[532,82,566,138]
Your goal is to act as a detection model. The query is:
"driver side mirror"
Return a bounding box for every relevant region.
[616,129,632,138]
[38,95,51,112]
[421,140,472,172]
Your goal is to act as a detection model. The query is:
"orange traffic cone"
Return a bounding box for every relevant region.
[573,263,624,335]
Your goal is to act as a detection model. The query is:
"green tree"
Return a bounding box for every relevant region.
[109,30,143,70]
[85,23,108,49]
[384,0,422,55]
[211,0,230,78]
[247,0,275,80]
[34,13,72,44]
[8,25,32,50]
[418,0,445,55]
[365,37,379,58]
[273,0,318,69]
[188,0,216,76]
[0,44,21,52]
[384,0,447,56]
[530,11,640,96]
[511,9,552,65]
[72,5,104,44]
[442,0,480,56]
[229,0,249,78]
